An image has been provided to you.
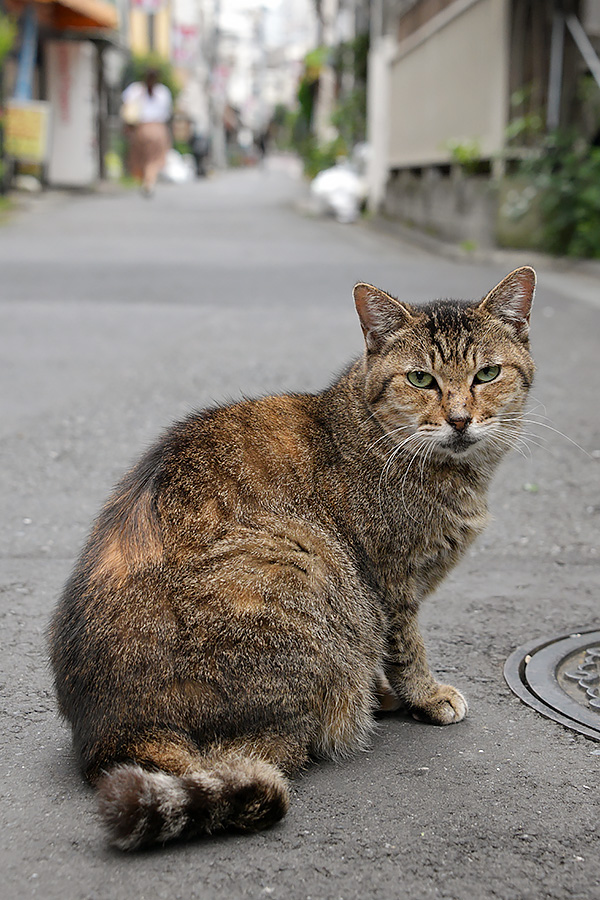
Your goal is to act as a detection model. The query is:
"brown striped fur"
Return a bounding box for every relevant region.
[49,268,536,850]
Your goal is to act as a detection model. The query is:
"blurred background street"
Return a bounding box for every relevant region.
[1,159,599,900]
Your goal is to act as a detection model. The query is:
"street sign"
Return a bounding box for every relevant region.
[5,100,50,163]
[131,0,166,13]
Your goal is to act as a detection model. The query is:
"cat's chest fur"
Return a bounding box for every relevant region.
[356,462,490,604]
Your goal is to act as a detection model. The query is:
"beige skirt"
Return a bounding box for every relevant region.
[128,122,170,185]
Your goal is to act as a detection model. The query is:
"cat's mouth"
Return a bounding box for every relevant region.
[414,423,482,456]
[437,427,481,455]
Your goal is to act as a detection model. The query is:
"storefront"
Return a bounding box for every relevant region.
[4,0,122,187]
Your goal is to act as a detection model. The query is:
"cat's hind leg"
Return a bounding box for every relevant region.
[374,668,402,712]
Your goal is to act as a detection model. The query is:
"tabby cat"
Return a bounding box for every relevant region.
[49,267,536,850]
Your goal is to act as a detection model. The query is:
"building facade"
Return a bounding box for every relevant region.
[367,0,600,244]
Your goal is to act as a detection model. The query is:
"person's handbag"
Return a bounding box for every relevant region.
[120,92,141,126]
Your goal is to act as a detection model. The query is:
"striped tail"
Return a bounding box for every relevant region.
[96,755,289,851]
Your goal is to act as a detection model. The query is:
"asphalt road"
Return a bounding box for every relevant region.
[1,161,599,900]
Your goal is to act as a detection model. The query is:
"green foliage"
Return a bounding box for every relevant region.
[294,47,327,140]
[506,87,544,146]
[445,138,482,173]
[296,79,316,137]
[0,13,16,65]
[0,194,13,219]
[122,53,181,101]
[331,33,369,84]
[331,86,366,146]
[294,134,346,179]
[352,32,370,84]
[173,139,189,156]
[272,103,289,130]
[289,48,331,176]
[304,45,330,80]
[0,13,17,195]
[519,131,600,258]
[270,104,298,151]
[330,33,369,148]
[291,35,368,178]
[577,74,600,141]
[305,136,347,178]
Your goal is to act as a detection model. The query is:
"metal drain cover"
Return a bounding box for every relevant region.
[504,629,600,741]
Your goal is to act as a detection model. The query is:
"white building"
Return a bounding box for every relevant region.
[367,0,600,243]
[173,0,317,140]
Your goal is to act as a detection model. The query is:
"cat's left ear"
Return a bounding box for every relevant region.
[354,283,413,352]
[479,266,536,342]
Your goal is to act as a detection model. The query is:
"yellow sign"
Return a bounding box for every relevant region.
[5,101,51,163]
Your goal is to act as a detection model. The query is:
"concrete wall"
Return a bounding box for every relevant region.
[383,167,498,247]
[387,0,510,168]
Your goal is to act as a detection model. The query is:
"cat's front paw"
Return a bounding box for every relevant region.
[410,684,468,725]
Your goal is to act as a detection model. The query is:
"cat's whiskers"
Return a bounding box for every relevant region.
[504,427,545,442]
[366,422,415,455]
[417,439,437,497]
[379,432,433,523]
[379,432,422,487]
[497,400,549,430]
[501,425,562,460]
[417,434,434,483]
[495,418,549,456]
[505,399,548,421]
[357,408,416,458]
[501,414,591,459]
[397,437,434,522]
[487,428,532,460]
[358,409,383,430]
[499,409,574,461]
[525,397,549,417]
[377,432,424,519]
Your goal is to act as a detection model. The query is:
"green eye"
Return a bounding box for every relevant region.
[407,371,436,389]
[475,365,501,384]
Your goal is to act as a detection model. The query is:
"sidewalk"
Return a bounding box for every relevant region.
[367,212,600,310]
[1,163,598,900]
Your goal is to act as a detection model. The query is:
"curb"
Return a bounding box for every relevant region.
[366,213,600,282]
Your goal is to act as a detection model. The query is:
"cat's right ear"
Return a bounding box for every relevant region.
[353,283,413,352]
[479,266,536,342]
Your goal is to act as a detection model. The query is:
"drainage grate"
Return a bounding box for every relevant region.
[504,629,600,741]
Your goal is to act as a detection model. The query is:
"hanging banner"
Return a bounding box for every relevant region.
[5,100,51,163]
[130,0,166,12]
[171,23,198,66]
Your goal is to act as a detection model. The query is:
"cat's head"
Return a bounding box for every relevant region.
[354,267,536,462]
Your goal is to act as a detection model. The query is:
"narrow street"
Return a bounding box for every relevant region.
[2,162,599,900]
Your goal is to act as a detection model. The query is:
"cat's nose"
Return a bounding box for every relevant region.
[448,413,471,432]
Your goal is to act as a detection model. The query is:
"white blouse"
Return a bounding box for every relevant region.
[121,82,173,124]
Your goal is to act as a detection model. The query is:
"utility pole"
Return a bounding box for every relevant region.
[314,0,337,144]
[148,13,155,53]
[547,7,565,130]
[209,0,226,168]
[0,0,7,194]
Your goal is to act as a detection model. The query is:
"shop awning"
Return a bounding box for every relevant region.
[6,0,119,32]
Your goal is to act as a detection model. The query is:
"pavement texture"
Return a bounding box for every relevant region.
[1,159,599,900]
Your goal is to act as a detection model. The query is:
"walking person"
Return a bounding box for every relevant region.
[121,68,172,197]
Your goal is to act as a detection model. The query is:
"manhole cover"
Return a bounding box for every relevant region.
[504,629,600,741]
